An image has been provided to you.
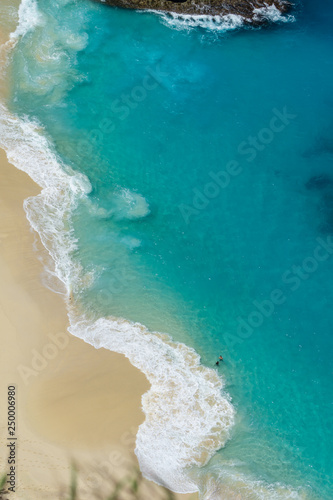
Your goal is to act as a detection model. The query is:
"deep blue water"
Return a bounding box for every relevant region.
[8,0,333,497]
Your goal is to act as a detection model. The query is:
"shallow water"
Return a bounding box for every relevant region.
[2,0,333,497]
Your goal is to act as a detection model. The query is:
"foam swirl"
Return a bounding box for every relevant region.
[68,313,235,492]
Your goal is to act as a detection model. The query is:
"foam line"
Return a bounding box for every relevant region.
[145,10,245,32]
[0,2,235,491]
[145,5,294,32]
[0,1,303,497]
[0,104,235,492]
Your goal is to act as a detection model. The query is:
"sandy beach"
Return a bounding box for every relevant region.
[1,0,331,497]
[0,3,200,498]
[0,150,198,499]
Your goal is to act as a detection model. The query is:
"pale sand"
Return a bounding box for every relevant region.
[0,148,198,499]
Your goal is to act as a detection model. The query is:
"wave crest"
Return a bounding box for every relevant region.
[146,4,295,32]
[0,1,305,498]
[0,17,235,491]
[0,102,235,494]
[69,313,235,492]
[253,5,295,24]
[147,10,245,32]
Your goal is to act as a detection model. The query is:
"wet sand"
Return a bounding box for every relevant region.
[0,149,197,499]
[0,3,197,496]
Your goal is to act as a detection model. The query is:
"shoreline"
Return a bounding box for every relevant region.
[0,57,234,494]
[97,0,293,21]
[0,1,219,496]
[0,147,197,499]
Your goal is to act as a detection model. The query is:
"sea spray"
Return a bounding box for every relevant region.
[10,0,43,40]
[146,5,294,32]
[144,11,245,32]
[253,5,295,24]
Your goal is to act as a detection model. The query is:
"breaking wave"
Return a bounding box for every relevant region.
[0,0,307,498]
[0,0,235,494]
[253,5,295,24]
[0,101,235,493]
[146,4,294,32]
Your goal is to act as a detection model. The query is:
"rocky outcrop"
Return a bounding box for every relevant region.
[96,0,292,22]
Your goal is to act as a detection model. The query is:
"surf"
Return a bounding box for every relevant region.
[0,0,235,493]
[1,0,329,498]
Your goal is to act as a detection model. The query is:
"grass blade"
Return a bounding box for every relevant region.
[0,473,7,490]
[68,464,77,500]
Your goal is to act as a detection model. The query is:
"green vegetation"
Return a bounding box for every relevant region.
[65,464,194,500]
[0,474,6,490]
[0,465,197,499]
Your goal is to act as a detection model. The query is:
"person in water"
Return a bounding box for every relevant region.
[215,355,224,366]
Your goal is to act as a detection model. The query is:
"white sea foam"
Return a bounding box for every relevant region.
[0,1,303,497]
[147,3,294,32]
[0,0,42,68]
[0,102,235,493]
[85,188,150,221]
[10,0,43,41]
[116,188,151,219]
[253,4,295,24]
[147,10,245,32]
[68,313,235,492]
[1,101,307,497]
[0,103,91,293]
[0,2,235,493]
[7,0,88,102]
[202,469,307,499]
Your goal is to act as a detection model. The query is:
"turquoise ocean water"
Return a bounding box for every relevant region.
[1,0,332,498]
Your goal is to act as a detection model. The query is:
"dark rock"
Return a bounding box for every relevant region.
[305,175,333,191]
[94,0,293,22]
